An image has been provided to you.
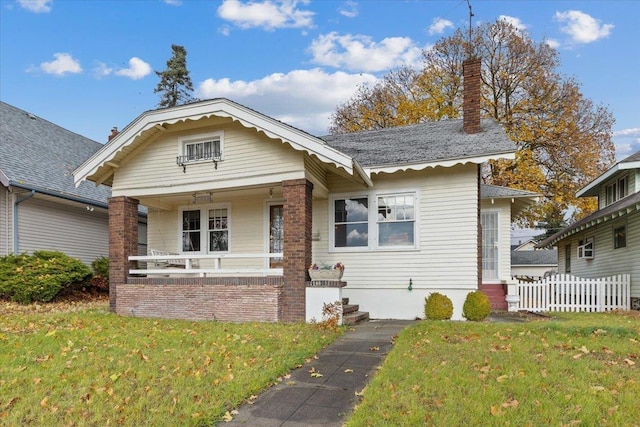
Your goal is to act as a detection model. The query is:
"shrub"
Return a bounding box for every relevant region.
[0,251,92,303]
[424,292,453,320]
[462,291,491,321]
[92,256,109,279]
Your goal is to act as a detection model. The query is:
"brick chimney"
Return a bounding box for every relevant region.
[108,127,119,141]
[463,57,482,134]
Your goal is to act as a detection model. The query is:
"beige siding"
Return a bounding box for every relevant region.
[17,196,109,265]
[313,165,480,292]
[559,210,639,298]
[0,186,10,255]
[112,120,305,197]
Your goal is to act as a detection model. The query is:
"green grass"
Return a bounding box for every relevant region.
[0,301,342,426]
[346,312,640,427]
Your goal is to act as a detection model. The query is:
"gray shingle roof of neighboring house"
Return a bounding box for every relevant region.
[511,249,558,266]
[0,101,111,206]
[320,119,515,168]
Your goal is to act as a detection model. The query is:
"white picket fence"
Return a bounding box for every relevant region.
[516,274,630,312]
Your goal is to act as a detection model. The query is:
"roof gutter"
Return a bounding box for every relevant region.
[13,189,35,253]
[9,182,109,209]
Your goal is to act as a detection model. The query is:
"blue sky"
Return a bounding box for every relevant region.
[1,0,638,160]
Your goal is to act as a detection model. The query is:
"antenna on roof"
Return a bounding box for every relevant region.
[466,0,474,56]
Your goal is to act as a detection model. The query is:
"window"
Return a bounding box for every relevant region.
[378,194,415,247]
[565,244,571,273]
[332,192,417,250]
[181,204,230,253]
[208,208,228,252]
[577,237,594,259]
[605,175,628,206]
[334,198,369,247]
[178,131,224,165]
[614,225,627,249]
[182,210,201,252]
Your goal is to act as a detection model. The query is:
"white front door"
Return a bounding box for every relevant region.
[481,211,499,280]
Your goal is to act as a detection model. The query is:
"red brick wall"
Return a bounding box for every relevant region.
[117,277,284,321]
[281,179,313,322]
[463,57,482,134]
[108,196,139,313]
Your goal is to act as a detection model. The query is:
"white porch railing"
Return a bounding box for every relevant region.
[128,253,284,277]
[516,274,630,312]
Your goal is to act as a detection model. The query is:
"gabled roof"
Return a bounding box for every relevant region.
[320,119,516,174]
[538,191,640,248]
[577,150,640,197]
[74,98,370,188]
[0,101,111,207]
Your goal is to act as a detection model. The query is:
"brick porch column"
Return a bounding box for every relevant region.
[281,179,313,322]
[108,196,139,313]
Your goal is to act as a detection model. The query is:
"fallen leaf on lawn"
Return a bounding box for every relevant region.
[501,398,519,408]
[40,396,48,408]
[45,330,56,337]
[490,405,502,416]
[590,386,605,392]
[496,375,509,383]
[573,353,583,360]
[623,359,635,366]
[579,346,589,354]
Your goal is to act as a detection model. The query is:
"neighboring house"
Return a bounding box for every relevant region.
[510,241,558,281]
[0,101,147,266]
[538,151,640,310]
[73,58,536,321]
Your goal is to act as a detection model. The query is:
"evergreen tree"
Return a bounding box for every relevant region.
[154,44,194,108]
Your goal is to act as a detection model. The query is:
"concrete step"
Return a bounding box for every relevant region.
[342,304,359,315]
[343,310,370,325]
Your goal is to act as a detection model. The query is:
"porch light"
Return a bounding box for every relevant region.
[193,192,212,204]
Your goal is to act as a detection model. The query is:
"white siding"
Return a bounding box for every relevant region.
[559,210,639,298]
[16,196,109,265]
[112,120,304,197]
[0,186,10,256]
[313,164,480,320]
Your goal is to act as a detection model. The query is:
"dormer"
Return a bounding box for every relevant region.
[577,151,640,209]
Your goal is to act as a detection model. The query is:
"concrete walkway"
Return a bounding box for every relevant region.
[223,319,414,426]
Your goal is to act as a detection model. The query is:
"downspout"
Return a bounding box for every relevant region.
[13,189,35,253]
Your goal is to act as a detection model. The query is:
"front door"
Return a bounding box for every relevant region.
[481,211,499,280]
[269,205,284,268]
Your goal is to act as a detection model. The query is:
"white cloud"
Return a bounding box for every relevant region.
[114,57,152,80]
[308,32,423,73]
[17,0,51,13]
[338,0,357,18]
[428,17,453,35]
[197,68,377,135]
[93,62,113,78]
[612,128,640,138]
[554,10,613,44]
[612,128,640,161]
[217,0,314,31]
[545,38,560,49]
[163,0,182,5]
[498,15,527,31]
[38,53,82,76]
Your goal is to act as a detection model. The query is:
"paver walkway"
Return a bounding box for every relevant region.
[223,319,413,426]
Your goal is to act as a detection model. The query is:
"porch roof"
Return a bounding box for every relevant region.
[73,98,371,188]
[481,184,540,217]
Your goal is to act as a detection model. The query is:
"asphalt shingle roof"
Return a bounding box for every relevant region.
[511,249,558,266]
[320,119,515,168]
[0,101,111,206]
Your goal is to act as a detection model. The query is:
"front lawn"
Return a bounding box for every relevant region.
[0,299,342,426]
[346,311,640,426]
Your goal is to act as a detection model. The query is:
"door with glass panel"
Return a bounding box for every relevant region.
[481,211,499,280]
[269,205,284,268]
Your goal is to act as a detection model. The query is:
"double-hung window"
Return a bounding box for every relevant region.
[332,192,416,251]
[614,225,627,249]
[181,204,230,253]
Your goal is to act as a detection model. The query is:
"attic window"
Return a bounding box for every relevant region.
[177,131,224,173]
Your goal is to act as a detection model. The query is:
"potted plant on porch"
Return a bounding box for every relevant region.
[308,262,345,281]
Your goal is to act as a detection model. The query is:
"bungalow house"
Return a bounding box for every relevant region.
[538,150,640,310]
[73,58,537,321]
[510,239,558,281]
[0,101,146,265]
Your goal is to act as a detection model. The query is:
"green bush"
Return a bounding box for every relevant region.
[462,291,491,321]
[0,251,92,303]
[92,256,109,279]
[424,292,453,320]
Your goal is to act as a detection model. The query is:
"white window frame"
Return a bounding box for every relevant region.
[178,131,224,164]
[376,192,416,249]
[329,190,418,252]
[605,175,628,206]
[577,237,594,259]
[178,203,231,254]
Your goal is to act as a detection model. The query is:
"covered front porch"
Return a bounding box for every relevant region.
[109,179,315,322]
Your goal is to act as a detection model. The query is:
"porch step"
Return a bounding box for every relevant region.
[480,285,508,311]
[342,303,369,325]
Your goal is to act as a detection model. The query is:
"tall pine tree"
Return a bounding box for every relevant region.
[154,44,194,108]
